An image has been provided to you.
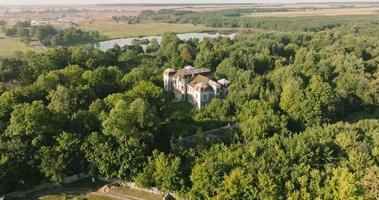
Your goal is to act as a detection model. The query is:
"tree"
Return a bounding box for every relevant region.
[5,101,59,147]
[1,101,59,189]
[121,66,161,88]
[38,132,84,184]
[362,166,379,200]
[126,81,164,106]
[146,38,160,53]
[82,131,145,180]
[215,168,256,199]
[136,151,183,192]
[0,20,7,26]
[179,44,194,64]
[323,167,360,199]
[280,76,339,129]
[48,85,78,116]
[0,58,24,82]
[82,66,123,97]
[102,98,160,150]
[118,49,139,69]
[239,100,287,140]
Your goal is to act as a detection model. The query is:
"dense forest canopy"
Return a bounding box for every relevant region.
[0,20,378,199]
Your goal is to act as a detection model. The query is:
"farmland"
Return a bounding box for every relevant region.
[0,32,34,58]
[248,7,379,17]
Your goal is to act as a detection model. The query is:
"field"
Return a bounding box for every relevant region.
[75,21,210,39]
[24,177,162,200]
[248,7,379,17]
[111,187,162,200]
[38,187,162,200]
[0,21,209,57]
[40,194,113,200]
[0,32,34,58]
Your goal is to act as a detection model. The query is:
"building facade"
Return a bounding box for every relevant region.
[164,66,229,109]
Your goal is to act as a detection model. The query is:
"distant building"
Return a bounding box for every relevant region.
[164,66,229,109]
[31,20,51,26]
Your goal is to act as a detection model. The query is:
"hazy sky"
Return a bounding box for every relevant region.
[0,0,378,5]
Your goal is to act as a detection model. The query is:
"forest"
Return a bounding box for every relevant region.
[0,22,378,199]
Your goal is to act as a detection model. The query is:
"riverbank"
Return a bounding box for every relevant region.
[98,32,237,51]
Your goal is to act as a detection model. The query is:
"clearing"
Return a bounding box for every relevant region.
[248,7,379,17]
[21,178,162,200]
[0,32,45,58]
[0,32,33,58]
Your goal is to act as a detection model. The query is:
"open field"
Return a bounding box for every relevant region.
[40,194,113,200]
[248,7,379,17]
[111,187,161,200]
[75,21,210,39]
[38,186,162,200]
[0,32,34,58]
[23,178,162,200]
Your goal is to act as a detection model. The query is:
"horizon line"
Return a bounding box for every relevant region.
[1,1,379,7]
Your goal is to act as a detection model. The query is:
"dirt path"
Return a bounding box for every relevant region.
[91,191,148,200]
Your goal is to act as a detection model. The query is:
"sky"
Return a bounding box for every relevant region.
[0,0,378,5]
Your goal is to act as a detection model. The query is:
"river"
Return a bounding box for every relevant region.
[98,32,237,51]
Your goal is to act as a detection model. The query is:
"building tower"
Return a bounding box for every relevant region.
[163,68,176,92]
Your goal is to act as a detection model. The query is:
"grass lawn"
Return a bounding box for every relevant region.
[0,32,34,58]
[75,21,210,39]
[40,194,113,200]
[111,187,162,200]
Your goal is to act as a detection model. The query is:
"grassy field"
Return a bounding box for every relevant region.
[75,21,211,39]
[33,178,162,200]
[38,187,162,200]
[248,7,379,17]
[111,187,162,200]
[0,32,34,58]
[40,194,113,200]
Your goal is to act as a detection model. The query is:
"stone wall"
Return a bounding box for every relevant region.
[97,176,164,195]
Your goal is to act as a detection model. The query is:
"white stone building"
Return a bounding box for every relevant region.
[164,66,229,109]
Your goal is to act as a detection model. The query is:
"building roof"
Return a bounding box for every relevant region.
[172,67,211,79]
[195,83,213,92]
[217,78,230,86]
[171,124,240,149]
[188,74,210,87]
[188,75,215,92]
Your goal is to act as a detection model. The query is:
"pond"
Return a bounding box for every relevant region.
[98,32,237,51]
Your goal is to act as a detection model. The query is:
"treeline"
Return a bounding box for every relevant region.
[120,7,379,33]
[1,21,100,46]
[0,20,8,27]
[0,29,378,199]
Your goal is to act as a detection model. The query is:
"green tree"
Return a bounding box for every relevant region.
[136,151,183,192]
[362,166,379,200]
[38,132,84,184]
[239,100,287,140]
